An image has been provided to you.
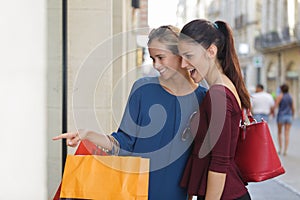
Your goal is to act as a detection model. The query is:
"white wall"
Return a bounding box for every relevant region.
[0,0,47,199]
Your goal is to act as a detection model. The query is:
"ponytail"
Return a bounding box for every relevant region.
[214,21,251,109]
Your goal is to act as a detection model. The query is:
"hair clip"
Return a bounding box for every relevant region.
[213,22,219,29]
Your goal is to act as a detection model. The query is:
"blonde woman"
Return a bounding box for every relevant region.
[54,25,207,200]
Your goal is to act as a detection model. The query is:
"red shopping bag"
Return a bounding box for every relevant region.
[53,139,107,200]
[235,110,285,182]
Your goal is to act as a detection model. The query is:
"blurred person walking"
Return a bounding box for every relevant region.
[251,84,274,122]
[273,83,295,156]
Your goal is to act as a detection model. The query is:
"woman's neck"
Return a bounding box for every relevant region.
[206,75,225,86]
[205,63,227,86]
[159,73,198,96]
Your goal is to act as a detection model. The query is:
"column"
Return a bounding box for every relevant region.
[261,0,268,33]
[269,0,276,31]
[277,0,285,30]
[47,0,63,197]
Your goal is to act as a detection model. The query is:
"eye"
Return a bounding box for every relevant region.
[158,56,165,60]
[184,54,193,60]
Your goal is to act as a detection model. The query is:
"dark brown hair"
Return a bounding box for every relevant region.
[280,84,289,93]
[256,84,264,90]
[179,19,251,109]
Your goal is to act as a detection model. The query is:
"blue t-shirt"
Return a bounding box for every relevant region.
[112,77,207,200]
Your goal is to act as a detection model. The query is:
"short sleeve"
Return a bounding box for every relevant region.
[206,88,233,173]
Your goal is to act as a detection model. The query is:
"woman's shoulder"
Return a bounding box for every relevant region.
[208,84,237,97]
[207,84,228,94]
[207,85,241,108]
[130,76,161,95]
[133,76,159,87]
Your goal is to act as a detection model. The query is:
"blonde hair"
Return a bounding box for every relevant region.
[147,25,180,55]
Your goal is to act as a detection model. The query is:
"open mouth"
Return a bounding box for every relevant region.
[189,69,196,76]
[156,68,166,74]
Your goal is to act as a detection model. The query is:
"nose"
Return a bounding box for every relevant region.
[181,59,189,69]
[153,61,161,70]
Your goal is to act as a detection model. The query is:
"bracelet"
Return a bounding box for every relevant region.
[108,135,120,155]
[96,135,120,155]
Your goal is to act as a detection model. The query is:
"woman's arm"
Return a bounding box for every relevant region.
[52,129,112,150]
[205,171,226,200]
[53,80,142,152]
[273,93,283,109]
[291,100,295,117]
[271,93,283,116]
[203,89,233,199]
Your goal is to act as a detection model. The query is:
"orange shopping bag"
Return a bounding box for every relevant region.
[60,155,150,200]
[53,140,107,200]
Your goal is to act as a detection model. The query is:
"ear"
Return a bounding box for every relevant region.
[206,44,217,58]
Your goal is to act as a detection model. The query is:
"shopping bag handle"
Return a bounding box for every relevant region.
[241,109,255,125]
[240,109,256,140]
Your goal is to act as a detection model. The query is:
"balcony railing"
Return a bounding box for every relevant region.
[255,26,300,50]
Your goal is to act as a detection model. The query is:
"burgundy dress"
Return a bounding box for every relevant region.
[180,85,248,200]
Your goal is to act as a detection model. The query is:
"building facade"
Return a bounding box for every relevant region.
[255,0,300,116]
[177,0,260,90]
[177,0,300,115]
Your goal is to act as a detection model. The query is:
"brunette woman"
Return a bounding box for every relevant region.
[178,19,251,200]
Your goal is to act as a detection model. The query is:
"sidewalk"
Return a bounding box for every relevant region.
[248,179,300,200]
[247,117,300,199]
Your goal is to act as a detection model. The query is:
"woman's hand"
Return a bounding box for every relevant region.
[52,129,89,147]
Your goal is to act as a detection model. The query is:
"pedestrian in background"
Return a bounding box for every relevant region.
[178,19,251,200]
[53,25,207,200]
[251,84,274,122]
[273,83,295,156]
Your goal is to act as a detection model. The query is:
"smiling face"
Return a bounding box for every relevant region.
[178,40,211,83]
[148,39,183,80]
